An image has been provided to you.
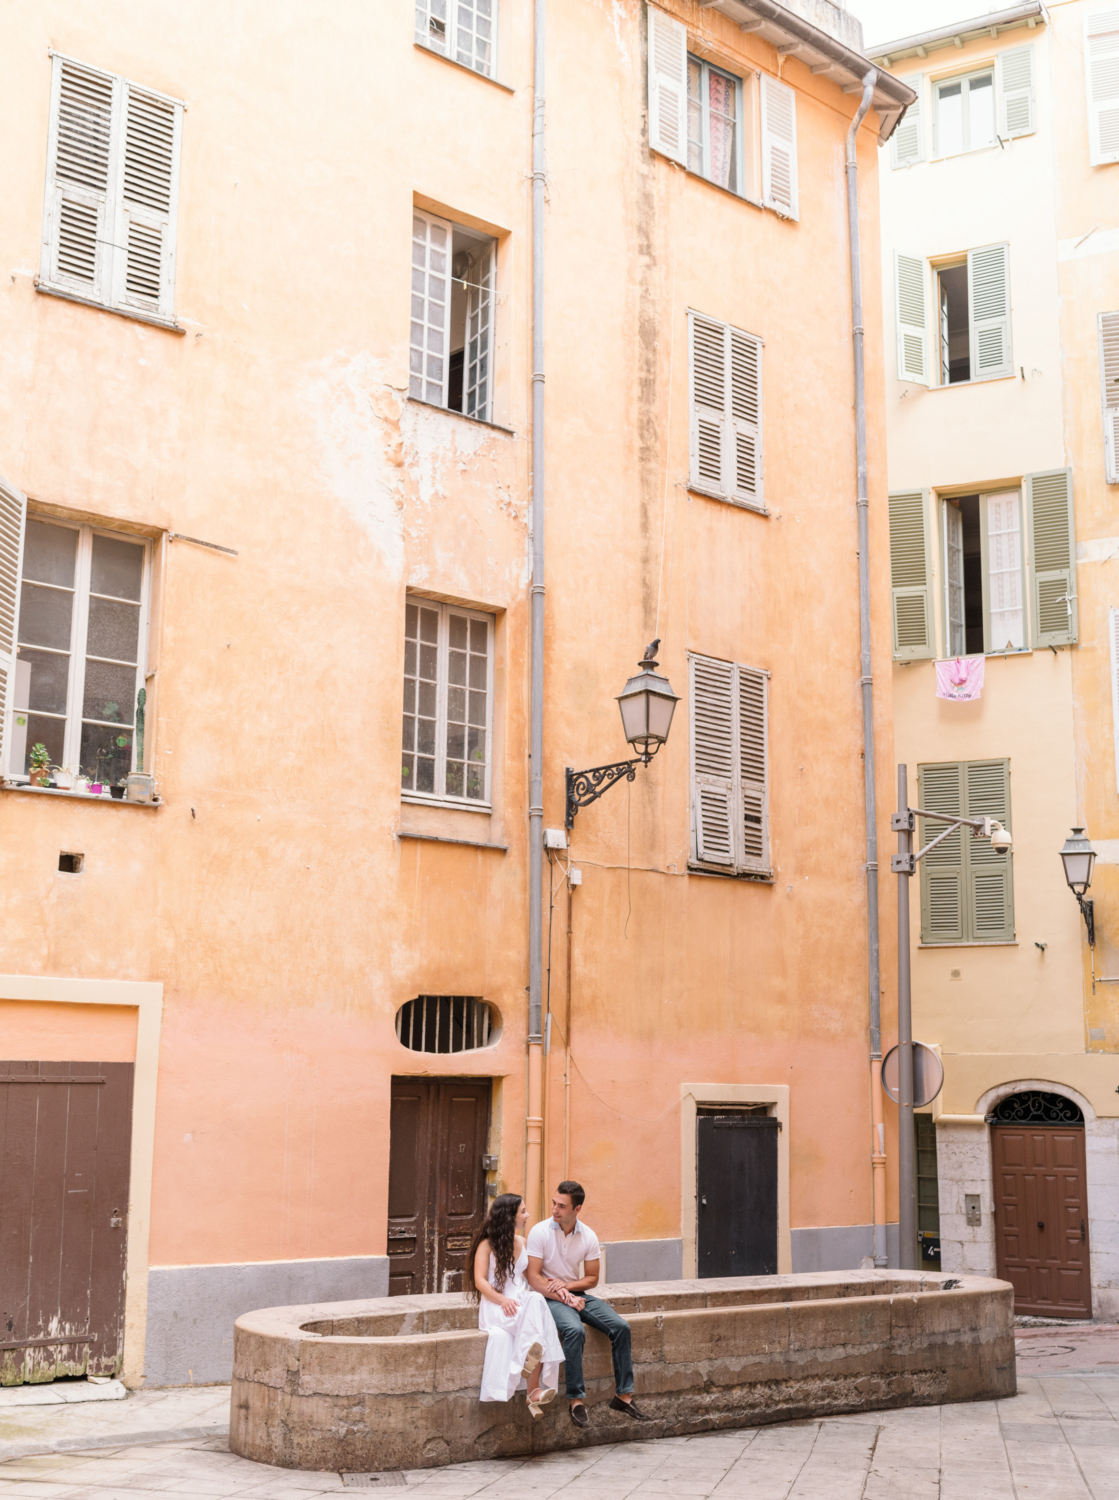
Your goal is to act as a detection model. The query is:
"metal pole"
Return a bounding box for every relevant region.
[896,763,916,1269]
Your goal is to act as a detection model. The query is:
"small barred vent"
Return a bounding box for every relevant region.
[396,995,497,1053]
[989,1091,1083,1126]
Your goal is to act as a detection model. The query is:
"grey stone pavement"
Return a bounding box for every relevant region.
[1,1327,1118,1498]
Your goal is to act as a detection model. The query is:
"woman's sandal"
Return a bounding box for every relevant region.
[526,1386,556,1420]
[521,1341,544,1380]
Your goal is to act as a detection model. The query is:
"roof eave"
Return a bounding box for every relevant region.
[866,1,1047,67]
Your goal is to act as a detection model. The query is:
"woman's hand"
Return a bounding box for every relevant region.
[499,1295,519,1318]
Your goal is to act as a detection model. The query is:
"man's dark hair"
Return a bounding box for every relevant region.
[556,1179,585,1208]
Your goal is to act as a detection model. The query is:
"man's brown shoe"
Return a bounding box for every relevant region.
[609,1396,652,1421]
[569,1402,590,1428]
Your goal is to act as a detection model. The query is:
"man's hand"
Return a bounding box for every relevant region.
[545,1277,569,1296]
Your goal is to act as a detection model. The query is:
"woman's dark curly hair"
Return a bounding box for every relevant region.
[463,1193,523,1301]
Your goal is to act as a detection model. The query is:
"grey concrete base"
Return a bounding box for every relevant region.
[791,1224,900,1272]
[143,1256,389,1387]
[603,1239,683,1282]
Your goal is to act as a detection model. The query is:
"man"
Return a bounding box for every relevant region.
[526,1180,651,1428]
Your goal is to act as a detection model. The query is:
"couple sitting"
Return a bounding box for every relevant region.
[465,1180,652,1428]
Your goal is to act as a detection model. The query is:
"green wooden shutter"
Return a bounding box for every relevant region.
[964,759,1014,941]
[894,252,929,384]
[918,762,965,944]
[968,243,1012,381]
[889,490,933,660]
[1026,468,1077,646]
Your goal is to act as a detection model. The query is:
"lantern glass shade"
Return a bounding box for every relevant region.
[616,664,679,752]
[1060,828,1096,893]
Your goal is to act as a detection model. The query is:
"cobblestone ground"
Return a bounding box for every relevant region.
[0,1328,1116,1499]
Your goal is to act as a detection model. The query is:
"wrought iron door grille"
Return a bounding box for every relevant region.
[395,995,494,1054]
[988,1090,1084,1125]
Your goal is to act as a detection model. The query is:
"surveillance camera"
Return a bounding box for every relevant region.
[989,821,1012,855]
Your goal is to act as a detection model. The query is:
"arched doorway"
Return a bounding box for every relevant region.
[990,1091,1091,1319]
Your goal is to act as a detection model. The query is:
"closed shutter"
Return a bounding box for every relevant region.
[1110,608,1119,794]
[968,243,1012,381]
[0,475,28,777]
[1026,468,1077,646]
[688,312,763,508]
[647,6,688,166]
[918,762,965,944]
[760,74,798,219]
[117,84,181,320]
[41,58,117,305]
[889,490,933,660]
[965,760,1014,941]
[410,210,453,406]
[895,252,929,384]
[1099,312,1119,483]
[690,654,736,867]
[1086,9,1119,165]
[891,90,923,168]
[738,666,769,873]
[998,45,1035,138]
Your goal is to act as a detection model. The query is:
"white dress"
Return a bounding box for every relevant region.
[478,1244,563,1403]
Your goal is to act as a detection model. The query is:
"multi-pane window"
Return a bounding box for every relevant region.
[415,0,495,78]
[9,519,149,783]
[410,211,496,422]
[402,598,493,805]
[942,491,1026,656]
[687,57,741,193]
[934,69,995,156]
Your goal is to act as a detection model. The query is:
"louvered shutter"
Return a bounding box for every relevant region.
[1099,312,1119,483]
[894,252,928,385]
[998,45,1035,138]
[410,211,453,406]
[918,763,965,944]
[737,665,769,873]
[965,760,1014,942]
[116,84,181,319]
[889,490,933,660]
[760,75,798,219]
[1025,468,1077,646]
[1111,609,1119,795]
[690,654,736,867]
[0,476,28,778]
[891,91,923,168]
[968,243,1012,381]
[688,313,763,507]
[1086,9,1119,166]
[730,329,762,507]
[41,57,117,305]
[647,7,688,166]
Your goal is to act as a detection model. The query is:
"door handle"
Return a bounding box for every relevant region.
[1037,1221,1045,1230]
[701,1195,707,1206]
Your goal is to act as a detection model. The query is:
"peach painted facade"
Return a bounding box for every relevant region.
[0,0,909,1384]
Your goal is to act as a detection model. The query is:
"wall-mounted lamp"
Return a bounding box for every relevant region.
[1060,827,1097,946]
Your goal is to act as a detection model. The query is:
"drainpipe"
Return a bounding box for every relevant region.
[845,69,888,1269]
[525,0,546,1223]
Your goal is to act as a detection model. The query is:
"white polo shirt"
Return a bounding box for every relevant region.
[526,1217,602,1282]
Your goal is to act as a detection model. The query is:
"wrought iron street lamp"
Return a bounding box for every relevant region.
[564,641,679,828]
[1060,827,1097,946]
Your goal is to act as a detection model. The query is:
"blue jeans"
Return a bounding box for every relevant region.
[546,1294,633,1401]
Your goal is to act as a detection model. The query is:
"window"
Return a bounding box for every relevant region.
[1099,311,1119,481]
[689,653,769,876]
[892,87,923,169]
[934,68,995,156]
[410,211,496,421]
[688,311,762,508]
[1086,9,1119,165]
[402,597,493,806]
[893,243,1011,386]
[918,759,1013,944]
[8,518,150,783]
[396,996,498,1053]
[40,55,182,323]
[415,0,495,77]
[941,491,1026,655]
[688,56,742,194]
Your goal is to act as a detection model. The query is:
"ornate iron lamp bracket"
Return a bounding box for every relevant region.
[1076,891,1096,947]
[564,747,659,829]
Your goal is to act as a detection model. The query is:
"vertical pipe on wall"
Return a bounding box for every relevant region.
[525,0,547,1223]
[896,763,916,1270]
[846,70,889,1268]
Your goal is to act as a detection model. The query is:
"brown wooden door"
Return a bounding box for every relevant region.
[992,1122,1091,1318]
[0,1062,133,1384]
[387,1077,490,1296]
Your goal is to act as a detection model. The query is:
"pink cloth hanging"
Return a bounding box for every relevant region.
[935,656,985,701]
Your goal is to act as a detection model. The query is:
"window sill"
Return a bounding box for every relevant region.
[413,41,515,92]
[35,282,185,335]
[688,485,768,516]
[688,862,774,882]
[406,397,516,437]
[401,793,492,813]
[397,831,507,852]
[2,782,162,807]
[683,165,763,213]
[917,940,1018,948]
[922,373,1018,391]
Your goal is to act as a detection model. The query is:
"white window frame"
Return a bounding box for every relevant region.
[932,65,997,157]
[415,0,497,79]
[410,209,496,424]
[687,54,744,196]
[7,517,153,782]
[939,491,1028,658]
[402,596,495,810]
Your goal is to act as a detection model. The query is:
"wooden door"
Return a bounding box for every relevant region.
[992,1123,1091,1318]
[696,1108,778,1277]
[387,1078,490,1296]
[0,1062,133,1384]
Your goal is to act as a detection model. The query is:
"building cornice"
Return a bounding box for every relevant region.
[867,2,1048,68]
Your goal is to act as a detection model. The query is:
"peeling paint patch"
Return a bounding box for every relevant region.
[1077,537,1119,564]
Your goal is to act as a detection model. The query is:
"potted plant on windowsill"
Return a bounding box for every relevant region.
[28,743,50,787]
[52,765,75,791]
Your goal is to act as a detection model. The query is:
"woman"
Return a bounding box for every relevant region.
[465,1193,565,1417]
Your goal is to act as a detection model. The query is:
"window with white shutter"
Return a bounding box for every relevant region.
[918,759,1014,944]
[647,6,688,166]
[40,55,182,324]
[998,45,1035,139]
[410,212,496,421]
[415,0,496,77]
[891,88,923,168]
[689,653,770,876]
[1086,9,1119,165]
[1099,312,1119,482]
[895,252,928,384]
[688,310,762,510]
[968,242,1013,381]
[760,74,798,219]
[0,476,28,779]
